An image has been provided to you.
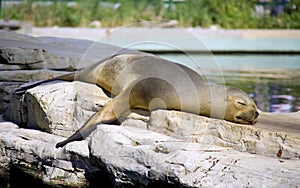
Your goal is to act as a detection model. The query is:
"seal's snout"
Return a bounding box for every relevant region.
[250,111,260,125]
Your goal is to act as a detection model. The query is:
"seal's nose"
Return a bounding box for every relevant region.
[250,111,260,125]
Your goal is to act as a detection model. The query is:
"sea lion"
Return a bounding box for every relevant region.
[15,53,259,148]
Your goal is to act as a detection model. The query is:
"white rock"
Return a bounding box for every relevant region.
[149,110,300,159]
[6,81,109,137]
[89,124,300,187]
[65,141,90,158]
[1,107,300,187]
[0,121,91,186]
[4,81,300,185]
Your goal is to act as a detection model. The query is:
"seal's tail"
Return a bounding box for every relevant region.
[14,73,76,94]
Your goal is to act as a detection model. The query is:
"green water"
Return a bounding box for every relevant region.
[159,54,300,113]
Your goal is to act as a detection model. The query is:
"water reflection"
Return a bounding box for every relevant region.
[270,95,294,113]
[211,75,300,113]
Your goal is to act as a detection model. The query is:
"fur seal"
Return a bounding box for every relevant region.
[15,53,259,148]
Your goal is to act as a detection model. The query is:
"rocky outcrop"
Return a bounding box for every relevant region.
[0,30,131,113]
[149,110,300,159]
[1,31,300,187]
[0,31,123,70]
[5,81,109,137]
[1,119,300,187]
[0,121,97,187]
[90,124,300,187]
[5,75,300,159]
[2,77,300,187]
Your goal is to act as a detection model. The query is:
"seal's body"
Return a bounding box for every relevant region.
[16,54,259,148]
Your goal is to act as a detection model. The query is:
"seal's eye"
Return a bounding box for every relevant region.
[237,102,246,106]
[236,116,243,120]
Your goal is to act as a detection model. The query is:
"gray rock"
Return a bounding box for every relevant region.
[0,31,138,115]
[1,31,300,187]
[0,121,97,186]
[149,110,300,159]
[0,82,23,113]
[90,124,300,187]
[1,119,300,187]
[0,69,69,82]
[0,30,125,70]
[0,69,69,114]
[3,79,300,186]
[5,81,109,137]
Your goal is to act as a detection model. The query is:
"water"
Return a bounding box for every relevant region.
[159,54,300,113]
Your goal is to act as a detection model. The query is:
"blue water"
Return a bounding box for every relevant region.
[159,54,300,72]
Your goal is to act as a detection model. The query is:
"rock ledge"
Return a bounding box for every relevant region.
[1,31,299,187]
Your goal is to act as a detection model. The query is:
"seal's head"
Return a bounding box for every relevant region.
[224,87,259,125]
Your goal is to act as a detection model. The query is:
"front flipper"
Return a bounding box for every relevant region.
[55,96,128,148]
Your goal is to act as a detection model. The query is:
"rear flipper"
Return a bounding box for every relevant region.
[55,126,96,148]
[14,73,76,94]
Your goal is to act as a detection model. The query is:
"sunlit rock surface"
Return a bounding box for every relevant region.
[1,31,299,187]
[0,30,128,113]
[5,81,109,137]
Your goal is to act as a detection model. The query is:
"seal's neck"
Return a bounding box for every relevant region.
[198,84,229,119]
